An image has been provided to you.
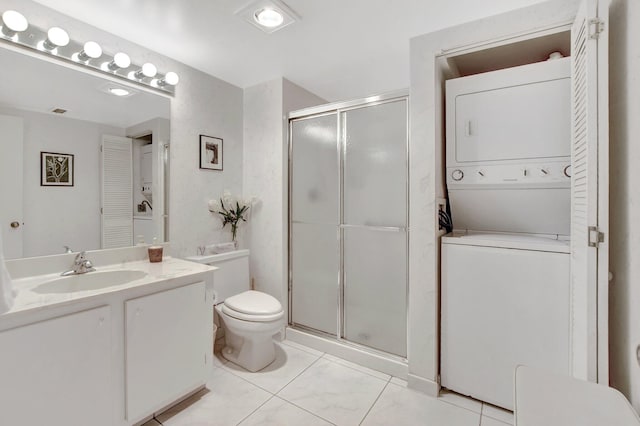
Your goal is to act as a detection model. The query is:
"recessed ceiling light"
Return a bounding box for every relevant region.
[109,88,130,97]
[235,0,300,34]
[100,82,137,98]
[254,8,284,28]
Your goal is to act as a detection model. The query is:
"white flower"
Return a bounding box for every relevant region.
[208,199,220,212]
[208,190,255,241]
[243,196,258,206]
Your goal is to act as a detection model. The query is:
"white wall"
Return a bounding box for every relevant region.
[0,107,125,257]
[609,0,640,411]
[243,78,325,309]
[3,0,244,259]
[408,0,580,393]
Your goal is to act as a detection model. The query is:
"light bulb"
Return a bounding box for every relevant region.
[1,10,28,37]
[254,8,283,28]
[104,52,131,71]
[83,41,102,58]
[75,41,102,61]
[42,26,69,50]
[141,63,157,77]
[47,27,69,46]
[158,71,179,87]
[133,62,157,79]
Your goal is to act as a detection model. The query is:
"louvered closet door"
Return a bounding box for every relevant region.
[101,135,133,248]
[570,0,609,383]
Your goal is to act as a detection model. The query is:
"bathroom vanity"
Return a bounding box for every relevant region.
[0,246,215,426]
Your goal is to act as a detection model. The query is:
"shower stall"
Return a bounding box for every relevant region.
[288,92,408,359]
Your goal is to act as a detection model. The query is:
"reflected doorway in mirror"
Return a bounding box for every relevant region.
[40,151,74,186]
[199,135,223,171]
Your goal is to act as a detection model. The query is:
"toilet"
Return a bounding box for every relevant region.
[186,249,284,372]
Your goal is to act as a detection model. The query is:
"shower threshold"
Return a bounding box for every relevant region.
[286,326,408,379]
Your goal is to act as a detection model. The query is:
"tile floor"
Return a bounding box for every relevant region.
[142,340,514,426]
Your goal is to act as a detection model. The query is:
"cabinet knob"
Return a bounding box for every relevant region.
[10,221,19,228]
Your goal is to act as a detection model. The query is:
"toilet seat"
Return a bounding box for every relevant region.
[222,290,283,322]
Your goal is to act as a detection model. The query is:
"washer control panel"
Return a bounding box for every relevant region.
[447,162,571,186]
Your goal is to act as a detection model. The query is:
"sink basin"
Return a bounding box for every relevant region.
[33,270,147,294]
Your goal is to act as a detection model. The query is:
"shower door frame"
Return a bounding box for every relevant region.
[287,90,410,360]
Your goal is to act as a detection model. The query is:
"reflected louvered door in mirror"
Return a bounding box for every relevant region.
[101,135,133,249]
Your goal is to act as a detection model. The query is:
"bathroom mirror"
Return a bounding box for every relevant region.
[0,45,171,259]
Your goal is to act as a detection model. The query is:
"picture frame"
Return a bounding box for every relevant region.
[199,135,223,171]
[40,151,74,187]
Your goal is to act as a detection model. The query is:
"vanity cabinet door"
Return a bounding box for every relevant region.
[125,281,208,423]
[0,306,112,426]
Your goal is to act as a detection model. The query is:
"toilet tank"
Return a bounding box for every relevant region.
[185,249,250,303]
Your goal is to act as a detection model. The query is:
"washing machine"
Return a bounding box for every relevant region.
[440,232,570,410]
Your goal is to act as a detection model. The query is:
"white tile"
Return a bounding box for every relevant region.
[481,415,512,426]
[482,403,514,425]
[390,377,408,387]
[239,396,333,426]
[361,383,481,426]
[439,389,483,413]
[278,358,387,426]
[157,368,271,426]
[322,353,391,381]
[221,342,321,393]
[281,339,325,357]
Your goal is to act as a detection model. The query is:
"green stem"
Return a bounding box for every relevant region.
[231,223,238,241]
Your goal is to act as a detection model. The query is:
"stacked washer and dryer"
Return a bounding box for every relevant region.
[440,56,573,410]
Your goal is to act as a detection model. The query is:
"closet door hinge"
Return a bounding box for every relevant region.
[589,18,605,39]
[588,226,605,248]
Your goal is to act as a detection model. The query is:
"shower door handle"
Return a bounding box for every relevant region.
[340,224,406,232]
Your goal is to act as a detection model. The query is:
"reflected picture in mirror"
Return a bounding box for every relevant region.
[0,46,171,259]
[40,151,74,187]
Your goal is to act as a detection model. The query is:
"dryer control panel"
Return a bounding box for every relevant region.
[447,161,571,188]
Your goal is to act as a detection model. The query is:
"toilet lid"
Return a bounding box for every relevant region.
[224,290,283,316]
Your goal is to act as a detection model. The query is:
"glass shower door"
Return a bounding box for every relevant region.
[342,99,408,357]
[290,113,339,335]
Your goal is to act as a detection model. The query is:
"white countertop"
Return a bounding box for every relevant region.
[5,257,215,316]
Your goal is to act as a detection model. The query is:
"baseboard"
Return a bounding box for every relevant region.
[407,373,440,397]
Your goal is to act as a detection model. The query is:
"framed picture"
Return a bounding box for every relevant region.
[199,135,223,171]
[41,151,74,186]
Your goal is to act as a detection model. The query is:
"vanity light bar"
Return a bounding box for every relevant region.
[0,10,179,95]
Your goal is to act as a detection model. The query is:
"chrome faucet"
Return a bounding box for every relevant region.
[61,251,96,276]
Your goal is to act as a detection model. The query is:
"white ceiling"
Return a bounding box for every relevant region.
[32,0,548,101]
